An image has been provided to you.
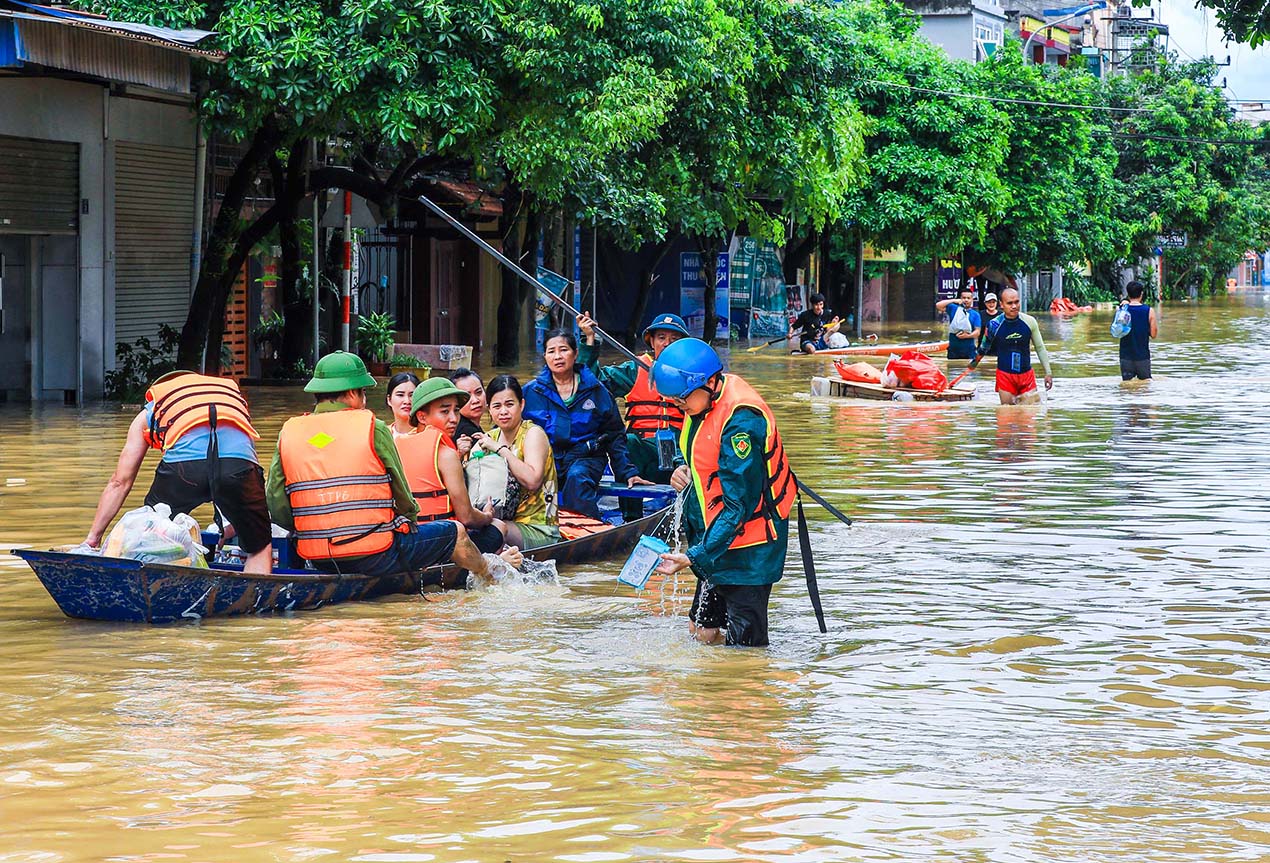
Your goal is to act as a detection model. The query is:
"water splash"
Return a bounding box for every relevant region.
[473,553,560,589]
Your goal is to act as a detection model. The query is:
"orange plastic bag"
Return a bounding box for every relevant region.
[834,360,883,384]
[884,350,948,391]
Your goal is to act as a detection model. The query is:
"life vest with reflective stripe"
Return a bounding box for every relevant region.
[680,375,795,549]
[278,409,411,560]
[395,424,455,523]
[624,353,684,438]
[143,373,259,450]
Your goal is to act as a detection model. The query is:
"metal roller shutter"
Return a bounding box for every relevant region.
[0,136,79,235]
[114,142,195,347]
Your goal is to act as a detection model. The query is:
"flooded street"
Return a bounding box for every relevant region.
[2,296,1269,861]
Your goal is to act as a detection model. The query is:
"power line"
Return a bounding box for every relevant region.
[1091,129,1267,144]
[849,76,1153,113]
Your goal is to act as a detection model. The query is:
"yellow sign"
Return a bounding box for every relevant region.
[863,244,906,263]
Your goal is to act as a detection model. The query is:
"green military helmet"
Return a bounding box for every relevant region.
[304,351,377,393]
[410,377,470,415]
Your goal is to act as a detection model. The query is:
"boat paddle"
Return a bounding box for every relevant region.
[944,353,983,391]
[746,334,791,353]
[415,193,650,372]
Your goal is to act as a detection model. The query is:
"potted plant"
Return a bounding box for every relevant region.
[356,311,397,375]
[388,352,431,379]
[253,309,285,379]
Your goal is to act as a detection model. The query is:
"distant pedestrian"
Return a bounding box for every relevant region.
[1119,280,1158,381]
[936,286,982,360]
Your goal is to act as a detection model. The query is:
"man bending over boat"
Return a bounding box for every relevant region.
[651,339,795,647]
[85,370,273,574]
[975,287,1053,405]
[266,352,495,588]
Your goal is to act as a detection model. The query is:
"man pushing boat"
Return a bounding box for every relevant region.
[975,287,1053,405]
[85,370,274,574]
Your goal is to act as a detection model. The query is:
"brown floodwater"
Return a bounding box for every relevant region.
[2,295,1269,861]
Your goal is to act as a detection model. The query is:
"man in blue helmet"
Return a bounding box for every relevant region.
[578,312,690,515]
[651,339,796,647]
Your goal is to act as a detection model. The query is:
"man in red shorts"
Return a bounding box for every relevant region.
[975,287,1053,405]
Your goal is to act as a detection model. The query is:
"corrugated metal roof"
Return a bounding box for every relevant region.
[0,0,225,61]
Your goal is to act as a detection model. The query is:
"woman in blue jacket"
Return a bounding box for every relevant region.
[524,329,648,517]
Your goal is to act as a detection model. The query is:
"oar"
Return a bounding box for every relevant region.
[747,334,791,353]
[414,194,649,371]
[945,355,982,391]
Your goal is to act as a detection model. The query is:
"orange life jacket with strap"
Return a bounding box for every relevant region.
[680,375,795,549]
[395,425,456,522]
[144,373,259,450]
[277,409,412,561]
[624,353,684,438]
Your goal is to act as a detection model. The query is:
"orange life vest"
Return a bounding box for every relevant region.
[624,353,684,438]
[681,375,795,549]
[144,373,259,450]
[277,409,411,560]
[395,424,456,522]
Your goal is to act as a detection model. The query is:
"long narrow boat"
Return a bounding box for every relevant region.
[810,376,975,402]
[796,340,949,358]
[14,504,671,624]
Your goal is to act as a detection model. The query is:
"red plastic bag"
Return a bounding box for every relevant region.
[884,350,948,391]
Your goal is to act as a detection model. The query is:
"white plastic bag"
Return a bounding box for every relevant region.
[103,504,208,568]
[465,447,519,519]
[1111,303,1132,338]
[825,332,849,349]
[881,354,901,388]
[949,304,972,334]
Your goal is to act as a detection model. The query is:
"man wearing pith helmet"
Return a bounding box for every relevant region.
[84,368,273,574]
[651,338,795,647]
[577,312,690,512]
[266,351,491,585]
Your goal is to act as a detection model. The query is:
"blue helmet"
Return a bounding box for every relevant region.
[652,338,723,399]
[642,313,691,346]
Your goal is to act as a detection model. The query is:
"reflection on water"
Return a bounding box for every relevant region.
[2,296,1270,860]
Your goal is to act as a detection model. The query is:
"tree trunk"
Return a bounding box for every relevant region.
[178,121,280,370]
[625,236,675,345]
[783,229,818,287]
[276,142,308,368]
[697,235,722,344]
[494,186,534,365]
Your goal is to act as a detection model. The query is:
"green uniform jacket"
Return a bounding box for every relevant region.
[265,401,418,529]
[682,404,788,586]
[578,340,639,399]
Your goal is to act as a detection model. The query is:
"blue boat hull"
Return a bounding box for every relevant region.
[13,502,671,624]
[14,551,418,624]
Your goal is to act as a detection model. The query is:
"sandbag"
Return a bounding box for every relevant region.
[465,446,520,520]
[884,350,948,392]
[834,360,883,384]
[103,504,208,568]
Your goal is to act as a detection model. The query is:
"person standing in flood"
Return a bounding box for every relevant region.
[651,338,795,647]
[84,370,273,574]
[976,287,1053,405]
[1119,280,1158,381]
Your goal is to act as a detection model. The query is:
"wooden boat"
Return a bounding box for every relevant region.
[790,340,949,357]
[813,339,949,357]
[14,502,672,625]
[810,376,975,402]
